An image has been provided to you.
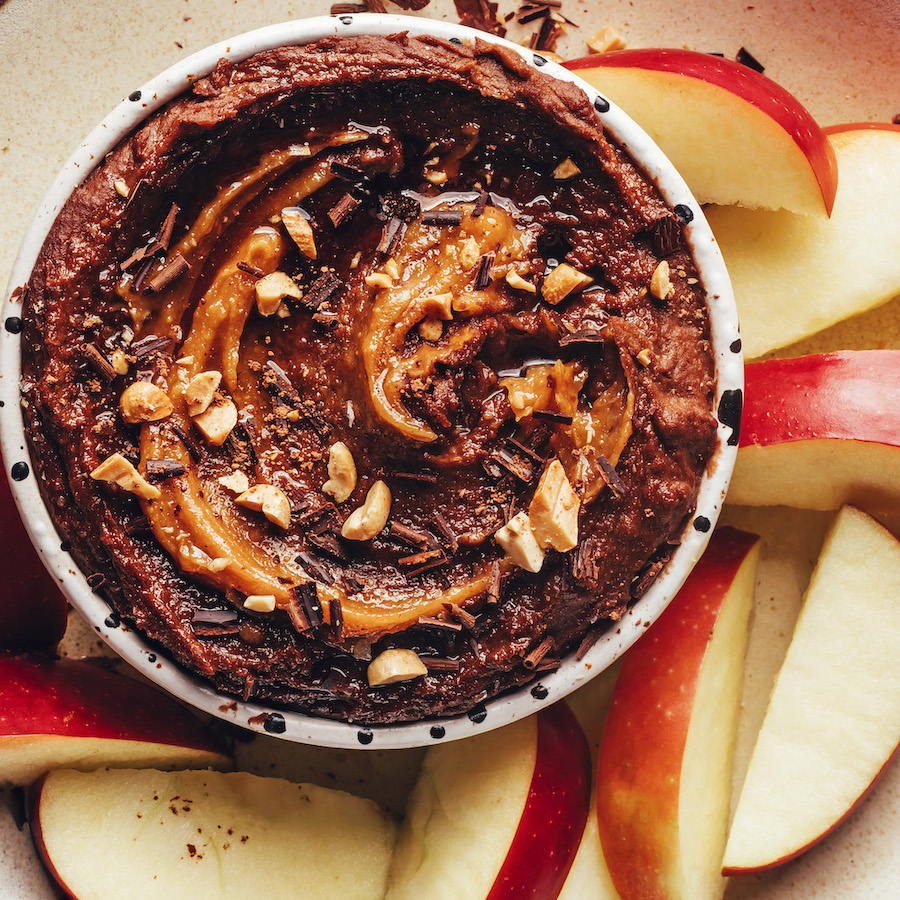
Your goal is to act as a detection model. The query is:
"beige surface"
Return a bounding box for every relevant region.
[2,0,899,897]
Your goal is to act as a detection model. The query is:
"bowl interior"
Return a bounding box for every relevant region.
[0,14,742,749]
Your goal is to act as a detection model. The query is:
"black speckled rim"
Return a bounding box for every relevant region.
[0,14,742,749]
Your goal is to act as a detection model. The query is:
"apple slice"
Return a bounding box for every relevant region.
[0,656,231,785]
[386,701,591,900]
[0,465,68,652]
[32,767,396,899]
[705,124,900,358]
[729,350,900,511]
[596,526,760,900]
[565,48,836,216]
[723,506,900,873]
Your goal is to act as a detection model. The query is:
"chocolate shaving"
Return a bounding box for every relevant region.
[293,496,339,528]
[329,597,344,642]
[517,4,550,24]
[83,343,117,382]
[423,657,461,673]
[119,241,160,273]
[131,334,173,358]
[192,621,242,638]
[490,445,535,482]
[330,160,366,182]
[145,459,187,482]
[242,675,257,701]
[295,550,333,585]
[156,203,179,252]
[170,421,202,462]
[390,468,439,484]
[145,253,189,293]
[237,261,265,278]
[647,215,682,258]
[421,209,464,227]
[445,602,476,629]
[389,521,435,549]
[131,256,156,293]
[430,512,459,554]
[327,193,361,228]
[193,608,239,625]
[330,2,368,12]
[474,252,495,290]
[417,616,463,632]
[376,217,405,256]
[531,409,573,425]
[407,554,450,576]
[533,16,562,53]
[300,273,342,311]
[307,530,348,561]
[736,46,765,73]
[123,177,145,210]
[486,560,501,604]
[472,190,490,217]
[224,420,258,469]
[632,555,670,599]
[576,628,601,660]
[597,454,626,499]
[523,636,554,670]
[558,327,606,348]
[297,582,323,629]
[535,656,562,673]
[399,548,445,568]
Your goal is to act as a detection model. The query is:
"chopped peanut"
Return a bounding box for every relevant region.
[383,257,401,280]
[218,470,250,494]
[495,511,545,573]
[365,272,394,289]
[418,318,443,342]
[650,260,675,300]
[528,460,580,552]
[322,441,357,503]
[282,208,317,259]
[541,264,594,305]
[587,25,627,54]
[460,237,481,271]
[243,595,277,613]
[636,348,653,366]
[119,382,174,424]
[236,483,292,530]
[113,179,130,198]
[367,648,428,686]
[90,453,161,501]
[184,370,222,417]
[341,480,391,541]
[110,349,129,376]
[255,271,301,316]
[193,398,237,446]
[553,158,581,180]
[505,269,537,293]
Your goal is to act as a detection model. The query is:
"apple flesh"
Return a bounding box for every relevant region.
[729,350,900,511]
[386,701,591,900]
[32,767,396,900]
[597,526,760,900]
[0,465,68,652]
[565,48,836,216]
[705,125,900,358]
[0,656,231,786]
[723,506,900,873]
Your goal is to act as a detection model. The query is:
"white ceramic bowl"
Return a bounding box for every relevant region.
[0,14,743,749]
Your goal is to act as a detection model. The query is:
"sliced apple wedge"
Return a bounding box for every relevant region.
[565,48,836,216]
[705,124,900,358]
[0,466,68,652]
[730,350,900,511]
[386,702,591,900]
[0,657,231,785]
[597,526,760,900]
[723,506,900,874]
[32,768,396,900]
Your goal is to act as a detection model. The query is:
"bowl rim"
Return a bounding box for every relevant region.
[0,13,743,749]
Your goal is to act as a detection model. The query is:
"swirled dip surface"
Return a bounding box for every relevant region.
[22,35,717,723]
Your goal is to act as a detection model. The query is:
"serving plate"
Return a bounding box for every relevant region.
[0,0,898,896]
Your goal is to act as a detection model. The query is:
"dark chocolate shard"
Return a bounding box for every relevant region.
[297,582,323,629]
[124,515,152,536]
[330,2,368,13]
[631,554,670,599]
[170,421,202,462]
[736,46,765,73]
[131,255,156,293]
[307,530,348,561]
[130,335,173,358]
[294,550,333,585]
[286,593,311,633]
[531,409,573,425]
[329,597,344,642]
[376,217,405,255]
[145,459,187,482]
[390,468,439,484]
[389,521,435,549]
[445,602,475,629]
[422,657,461,673]
[472,190,490,217]
[430,512,459,555]
[596,454,626,499]
[417,616,464,632]
[647,215,682,258]
[474,252,495,290]
[327,193,361,228]
[576,628,601,660]
[421,209,464,227]
[558,328,606,348]
[192,608,239,625]
[300,273,342,311]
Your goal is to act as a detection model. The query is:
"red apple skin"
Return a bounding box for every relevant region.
[823,122,900,135]
[0,656,227,755]
[566,48,837,215]
[741,350,900,448]
[28,777,78,900]
[596,527,759,899]
[0,467,68,652]
[487,701,592,900]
